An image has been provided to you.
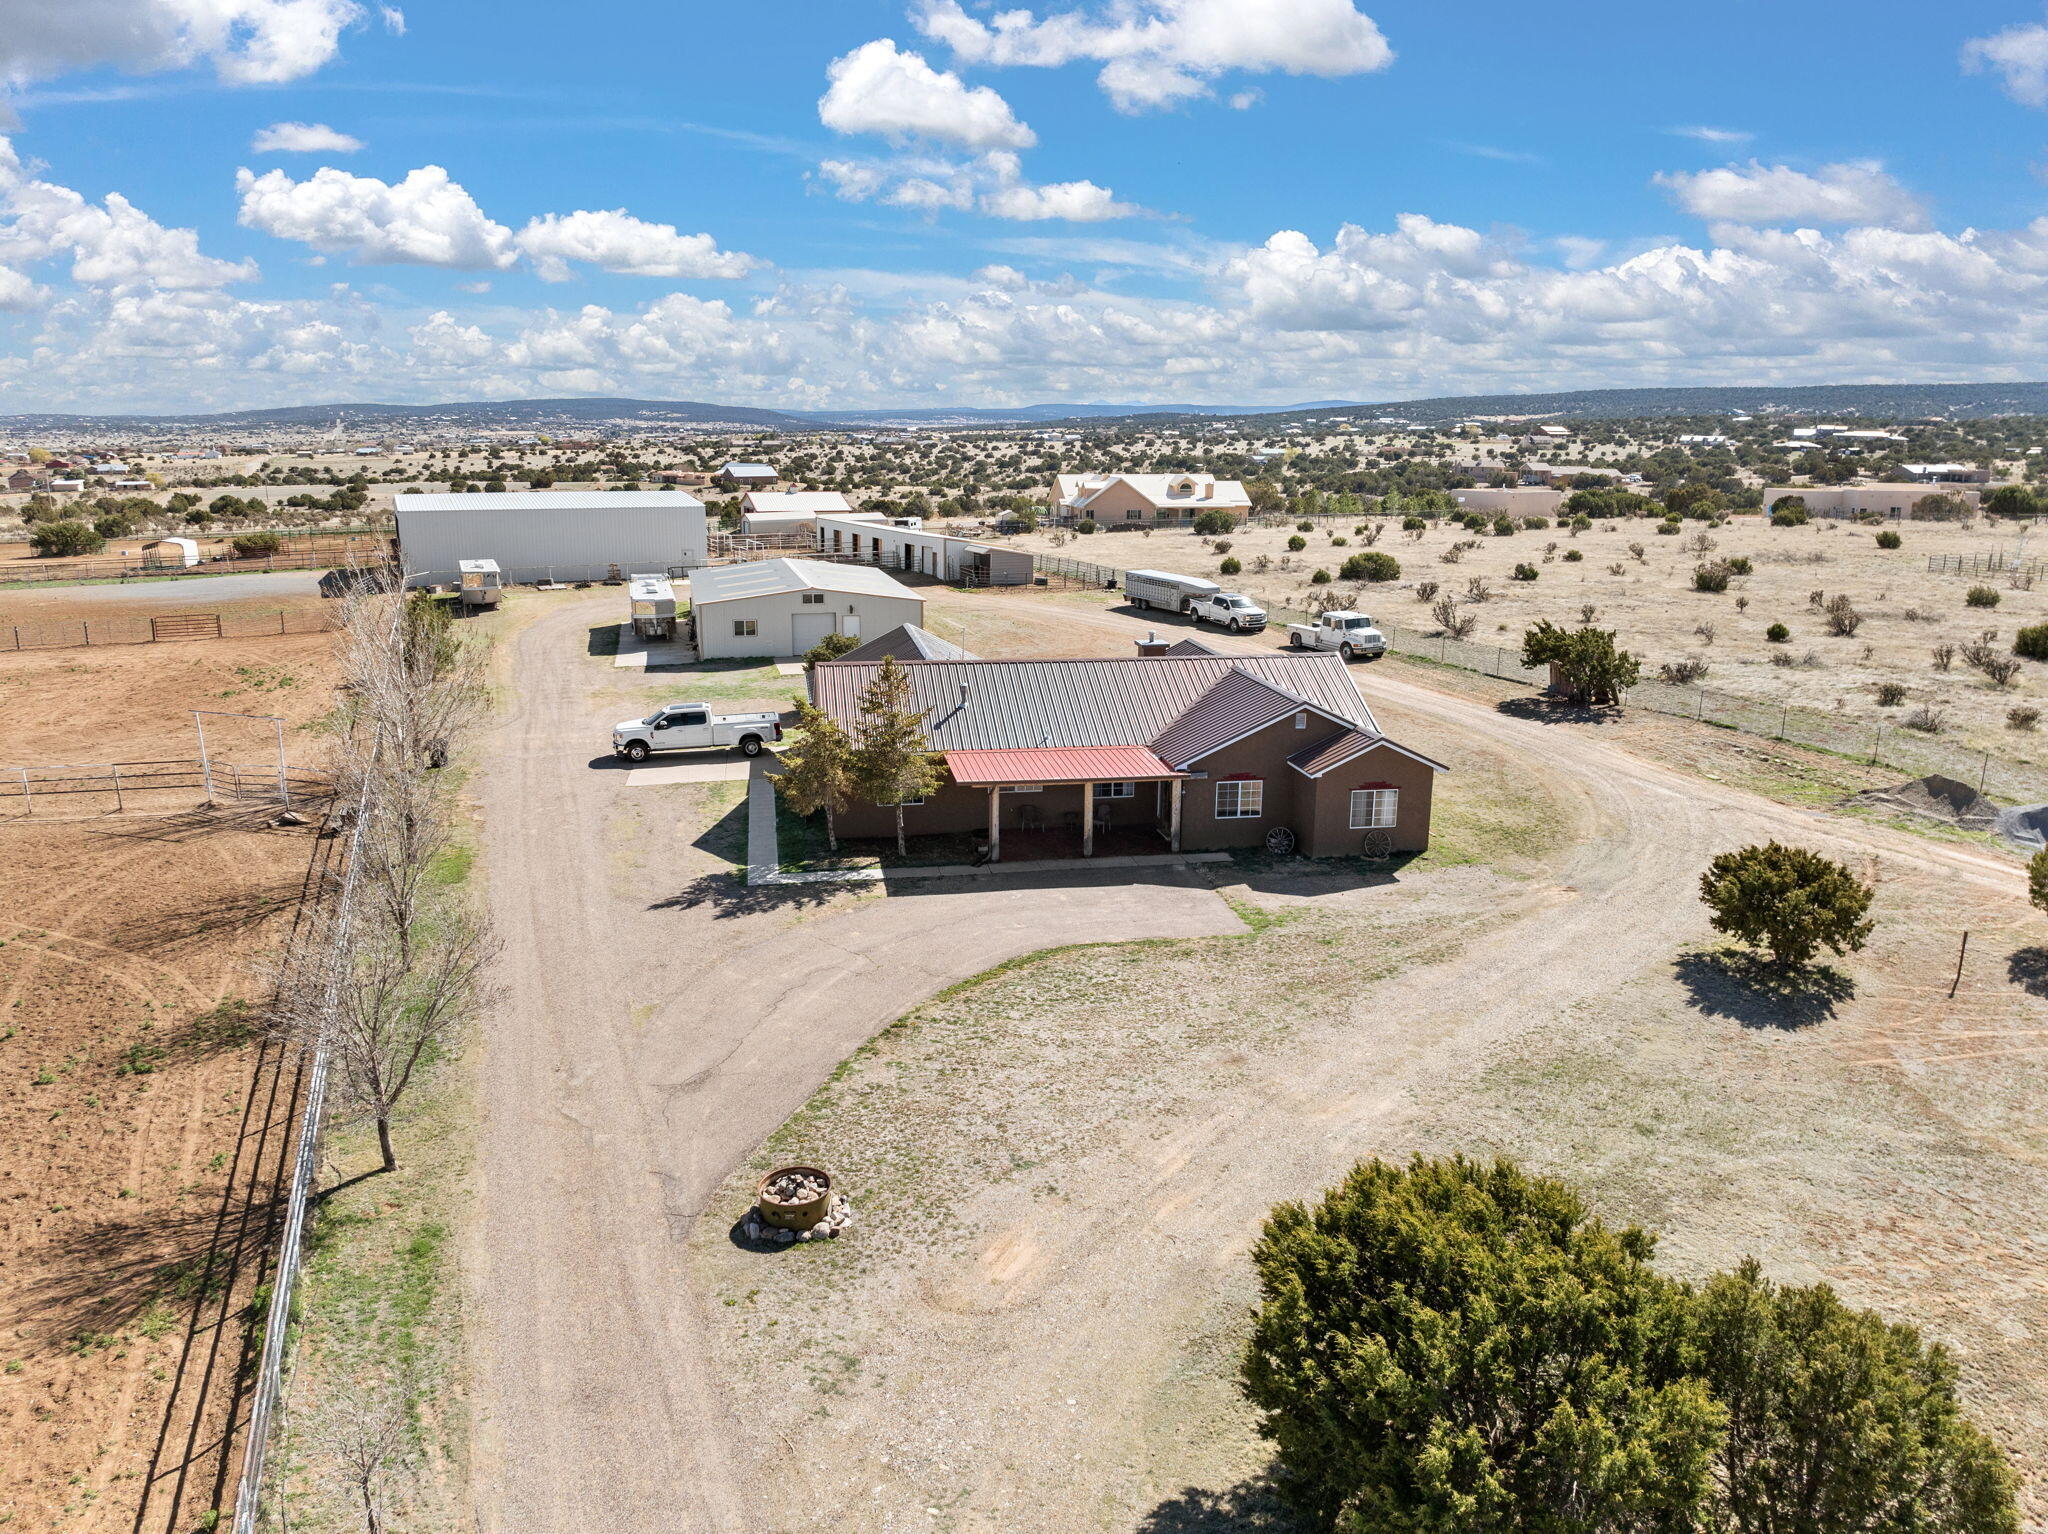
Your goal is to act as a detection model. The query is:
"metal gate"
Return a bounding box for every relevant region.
[151,613,224,641]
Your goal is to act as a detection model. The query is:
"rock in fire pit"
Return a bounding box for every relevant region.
[745,1164,855,1244]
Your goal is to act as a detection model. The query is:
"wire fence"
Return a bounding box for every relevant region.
[0,758,330,816]
[1926,551,2047,581]
[0,538,385,587]
[1,608,337,652]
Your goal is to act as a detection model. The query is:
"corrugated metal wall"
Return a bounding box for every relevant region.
[396,501,708,584]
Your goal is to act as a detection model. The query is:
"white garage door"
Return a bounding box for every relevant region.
[791,612,837,654]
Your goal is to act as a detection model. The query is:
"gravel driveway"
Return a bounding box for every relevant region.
[465,597,1244,1533]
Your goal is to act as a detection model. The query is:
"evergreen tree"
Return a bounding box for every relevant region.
[772,697,857,852]
[846,656,940,856]
[1698,842,1874,969]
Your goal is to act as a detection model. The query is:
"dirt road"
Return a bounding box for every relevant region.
[466,597,1246,1532]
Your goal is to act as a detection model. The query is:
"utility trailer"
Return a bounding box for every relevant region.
[1123,568,1221,614]
[628,572,678,639]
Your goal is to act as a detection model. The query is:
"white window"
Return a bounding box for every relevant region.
[1096,782,1135,799]
[1350,788,1399,829]
[733,619,757,637]
[1215,779,1263,819]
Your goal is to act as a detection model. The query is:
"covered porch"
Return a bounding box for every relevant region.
[943,745,1186,863]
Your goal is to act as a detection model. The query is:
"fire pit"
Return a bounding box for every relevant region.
[745,1165,855,1244]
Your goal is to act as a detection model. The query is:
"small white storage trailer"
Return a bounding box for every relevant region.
[458,559,504,610]
[1124,569,1221,613]
[629,573,678,639]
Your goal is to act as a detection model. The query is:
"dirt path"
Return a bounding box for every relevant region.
[466,597,1246,1533]
[682,589,2044,1530]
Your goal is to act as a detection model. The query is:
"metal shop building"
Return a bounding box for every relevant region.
[688,557,926,660]
[393,490,709,585]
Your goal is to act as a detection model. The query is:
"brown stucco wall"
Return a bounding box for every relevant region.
[1175,714,1326,850]
[1298,742,1437,857]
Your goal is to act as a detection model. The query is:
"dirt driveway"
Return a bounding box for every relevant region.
[466,597,1245,1533]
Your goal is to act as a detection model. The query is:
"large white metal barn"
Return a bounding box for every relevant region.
[393,490,708,585]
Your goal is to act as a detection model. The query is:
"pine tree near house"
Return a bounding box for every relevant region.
[847,656,941,856]
[771,696,856,853]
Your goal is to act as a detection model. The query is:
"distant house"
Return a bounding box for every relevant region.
[5,469,45,493]
[1761,483,1982,517]
[1900,463,1991,484]
[1054,472,1252,527]
[808,633,1443,861]
[49,478,85,493]
[739,490,857,534]
[717,462,778,489]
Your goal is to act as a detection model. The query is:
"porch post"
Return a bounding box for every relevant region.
[1081,780,1095,858]
[988,787,1001,862]
[1169,777,1183,852]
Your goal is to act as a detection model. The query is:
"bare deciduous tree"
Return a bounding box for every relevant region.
[315,1374,416,1534]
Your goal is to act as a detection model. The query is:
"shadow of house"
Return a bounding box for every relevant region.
[1673,948,1855,1029]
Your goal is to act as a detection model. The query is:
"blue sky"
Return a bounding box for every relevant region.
[5,0,2048,412]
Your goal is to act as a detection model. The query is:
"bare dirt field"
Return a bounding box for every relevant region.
[0,629,340,767]
[1001,512,2048,758]
[0,812,326,1533]
[684,587,2047,1533]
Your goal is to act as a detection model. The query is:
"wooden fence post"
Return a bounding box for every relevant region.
[111,763,123,814]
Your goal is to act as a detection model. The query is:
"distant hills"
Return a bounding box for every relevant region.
[6,382,2048,435]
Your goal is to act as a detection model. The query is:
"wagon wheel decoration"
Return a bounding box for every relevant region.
[1360,829,1394,861]
[1264,826,1297,855]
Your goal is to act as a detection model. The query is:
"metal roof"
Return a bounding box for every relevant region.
[945,745,1178,786]
[1149,669,1338,769]
[688,557,922,605]
[1162,637,1221,656]
[1289,728,1449,778]
[808,654,1375,754]
[741,491,854,512]
[395,490,705,513]
[836,624,979,664]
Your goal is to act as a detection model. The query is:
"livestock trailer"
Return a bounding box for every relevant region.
[1124,569,1222,613]
[629,573,678,639]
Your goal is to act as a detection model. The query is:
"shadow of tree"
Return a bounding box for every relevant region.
[1496,695,1625,727]
[648,872,839,918]
[104,878,309,954]
[1135,1477,1299,1534]
[2007,945,2048,998]
[585,621,620,656]
[1673,948,1855,1029]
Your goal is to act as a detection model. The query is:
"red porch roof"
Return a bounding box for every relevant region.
[943,744,1181,786]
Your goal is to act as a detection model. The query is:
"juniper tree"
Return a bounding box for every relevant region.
[1698,842,1874,969]
[847,656,940,856]
[772,696,857,853]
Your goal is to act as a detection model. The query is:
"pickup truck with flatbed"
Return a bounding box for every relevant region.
[1285,611,1387,660]
[613,703,782,761]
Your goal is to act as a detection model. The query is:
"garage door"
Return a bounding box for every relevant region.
[791,612,836,654]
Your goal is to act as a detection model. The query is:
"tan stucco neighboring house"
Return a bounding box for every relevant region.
[1055,471,1253,527]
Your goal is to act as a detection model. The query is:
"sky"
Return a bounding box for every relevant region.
[7,0,2048,414]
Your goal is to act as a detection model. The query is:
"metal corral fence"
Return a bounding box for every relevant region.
[1926,551,2047,581]
[0,757,330,815]
[2,607,337,652]
[0,538,386,587]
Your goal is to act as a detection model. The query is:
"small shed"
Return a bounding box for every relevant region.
[142,536,201,568]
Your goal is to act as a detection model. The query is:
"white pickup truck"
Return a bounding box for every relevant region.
[613,703,782,761]
[1188,590,1267,633]
[1285,611,1388,660]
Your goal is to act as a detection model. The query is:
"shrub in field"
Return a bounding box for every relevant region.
[1493,515,1517,536]
[1824,595,1862,636]
[1287,534,1307,551]
[1296,520,1314,533]
[1193,509,1239,536]
[1218,556,1241,575]
[1629,541,1647,562]
[1522,515,1549,530]
[1766,622,1790,643]
[1570,514,1593,532]
[1414,579,1439,602]
[1211,539,1232,554]
[1875,530,1902,549]
[1876,681,1907,706]
[1563,547,1584,562]
[1310,567,1331,584]
[1401,515,1426,531]
[1966,585,2000,608]
[1341,551,1401,582]
[2033,849,2048,915]
[1700,841,1874,968]
[2014,623,2048,661]
[1522,620,1641,704]
[1074,518,1096,533]
[1903,706,1946,733]
[94,512,136,539]
[232,531,284,557]
[1330,535,1349,547]
[1511,562,1538,581]
[2009,706,2041,731]
[1693,561,1732,593]
[29,519,104,557]
[1661,657,1710,684]
[1724,555,1752,575]
[1770,495,1810,526]
[1432,597,1476,640]
[1910,492,1973,522]
[1657,518,1681,535]
[1932,643,1955,671]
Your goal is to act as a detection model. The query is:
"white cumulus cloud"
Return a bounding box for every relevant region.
[1963,14,2048,108]
[818,148,1144,222]
[235,163,518,268]
[0,141,257,290]
[0,0,366,88]
[251,121,364,154]
[1653,160,1925,227]
[514,209,759,281]
[913,0,1393,112]
[820,39,1036,150]
[982,178,1138,222]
